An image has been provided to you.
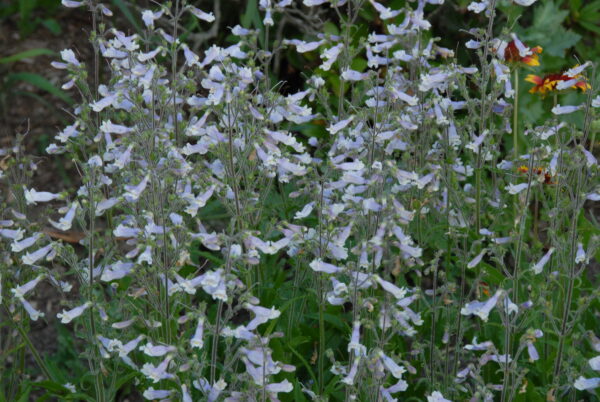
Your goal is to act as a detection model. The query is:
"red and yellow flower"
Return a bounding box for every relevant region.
[517,165,555,184]
[525,71,590,95]
[504,40,542,67]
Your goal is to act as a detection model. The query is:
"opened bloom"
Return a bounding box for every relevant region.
[503,36,542,66]
[526,71,590,95]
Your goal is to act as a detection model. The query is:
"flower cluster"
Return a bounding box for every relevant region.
[0,0,598,400]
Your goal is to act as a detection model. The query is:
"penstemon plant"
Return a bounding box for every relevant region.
[0,0,599,401]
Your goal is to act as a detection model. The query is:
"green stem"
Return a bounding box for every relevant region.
[4,307,52,382]
[513,68,519,160]
[317,182,325,395]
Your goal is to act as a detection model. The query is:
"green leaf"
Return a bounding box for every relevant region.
[41,18,61,35]
[5,72,73,104]
[580,0,600,15]
[520,1,581,58]
[17,0,42,37]
[241,0,264,47]
[533,1,569,27]
[16,383,32,402]
[525,26,580,57]
[241,0,260,29]
[32,380,70,394]
[569,0,582,13]
[322,21,339,36]
[579,20,600,35]
[263,295,307,336]
[114,371,137,391]
[191,249,224,266]
[286,343,318,385]
[111,0,142,33]
[0,48,55,64]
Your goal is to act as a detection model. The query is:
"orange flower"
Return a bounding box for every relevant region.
[517,165,555,184]
[525,72,590,95]
[504,40,542,67]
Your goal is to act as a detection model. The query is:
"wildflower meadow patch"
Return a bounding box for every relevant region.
[0,0,599,401]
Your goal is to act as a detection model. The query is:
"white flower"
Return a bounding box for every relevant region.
[0,228,24,241]
[506,182,529,195]
[19,297,44,321]
[181,384,192,402]
[419,72,449,92]
[199,270,227,301]
[348,321,366,357]
[100,120,133,134]
[294,202,314,219]
[369,0,402,19]
[468,0,488,13]
[90,93,118,112]
[87,155,103,167]
[139,342,176,357]
[341,69,366,82]
[11,233,42,253]
[231,25,252,36]
[466,39,482,49]
[590,355,600,370]
[428,391,452,401]
[586,192,600,201]
[60,49,81,66]
[123,175,150,203]
[574,376,600,391]
[96,198,119,216]
[467,249,487,269]
[379,351,406,379]
[24,188,60,205]
[142,387,172,400]
[250,236,290,255]
[341,357,360,385]
[183,185,216,217]
[57,302,91,324]
[309,259,343,274]
[552,104,583,115]
[141,356,175,383]
[575,242,588,264]
[11,274,45,299]
[465,130,489,152]
[265,379,293,394]
[531,247,554,274]
[285,39,325,53]
[513,0,537,5]
[191,317,205,349]
[61,0,85,8]
[327,116,354,134]
[141,9,164,29]
[320,43,343,71]
[390,88,418,105]
[461,290,502,321]
[527,341,539,362]
[374,276,406,299]
[49,202,78,231]
[245,304,281,330]
[22,243,54,265]
[187,6,215,22]
[464,337,493,350]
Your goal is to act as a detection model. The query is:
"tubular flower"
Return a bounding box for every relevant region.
[504,39,542,67]
[525,72,590,95]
